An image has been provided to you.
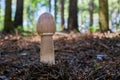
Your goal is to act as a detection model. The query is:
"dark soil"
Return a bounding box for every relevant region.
[0,32,120,80]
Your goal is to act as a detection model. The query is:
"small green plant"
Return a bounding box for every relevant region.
[89,25,95,32]
[14,26,24,33]
[89,25,100,32]
[93,60,100,68]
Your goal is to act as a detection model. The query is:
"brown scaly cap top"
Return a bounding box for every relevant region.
[37,12,56,35]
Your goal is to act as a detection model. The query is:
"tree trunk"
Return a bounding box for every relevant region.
[89,0,94,26]
[49,0,51,12]
[68,0,78,31]
[60,0,65,30]
[118,0,120,13]
[0,0,1,22]
[0,0,2,13]
[54,0,57,21]
[99,0,109,32]
[14,0,24,28]
[4,0,13,33]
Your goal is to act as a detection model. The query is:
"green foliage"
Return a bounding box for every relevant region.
[89,26,95,32]
[0,17,4,31]
[89,25,100,32]
[14,26,37,36]
[23,0,49,32]
[96,25,100,31]
[94,0,99,13]
[109,0,118,12]
[78,0,89,10]
[21,32,35,36]
[0,0,120,33]
[93,60,100,68]
[0,24,4,31]
[14,26,24,32]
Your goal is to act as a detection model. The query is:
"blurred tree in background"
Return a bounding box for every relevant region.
[0,0,120,34]
[54,0,57,22]
[60,0,65,30]
[14,0,24,29]
[4,0,13,33]
[99,0,109,32]
[89,0,94,26]
[49,0,51,12]
[68,0,78,31]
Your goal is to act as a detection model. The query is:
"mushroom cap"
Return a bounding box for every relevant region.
[37,12,56,35]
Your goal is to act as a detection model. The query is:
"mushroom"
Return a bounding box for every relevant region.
[37,12,56,65]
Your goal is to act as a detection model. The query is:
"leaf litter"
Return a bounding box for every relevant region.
[0,32,120,80]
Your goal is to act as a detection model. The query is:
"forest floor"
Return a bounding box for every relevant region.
[0,31,120,80]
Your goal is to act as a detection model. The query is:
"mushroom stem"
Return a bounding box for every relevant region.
[40,35,55,65]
